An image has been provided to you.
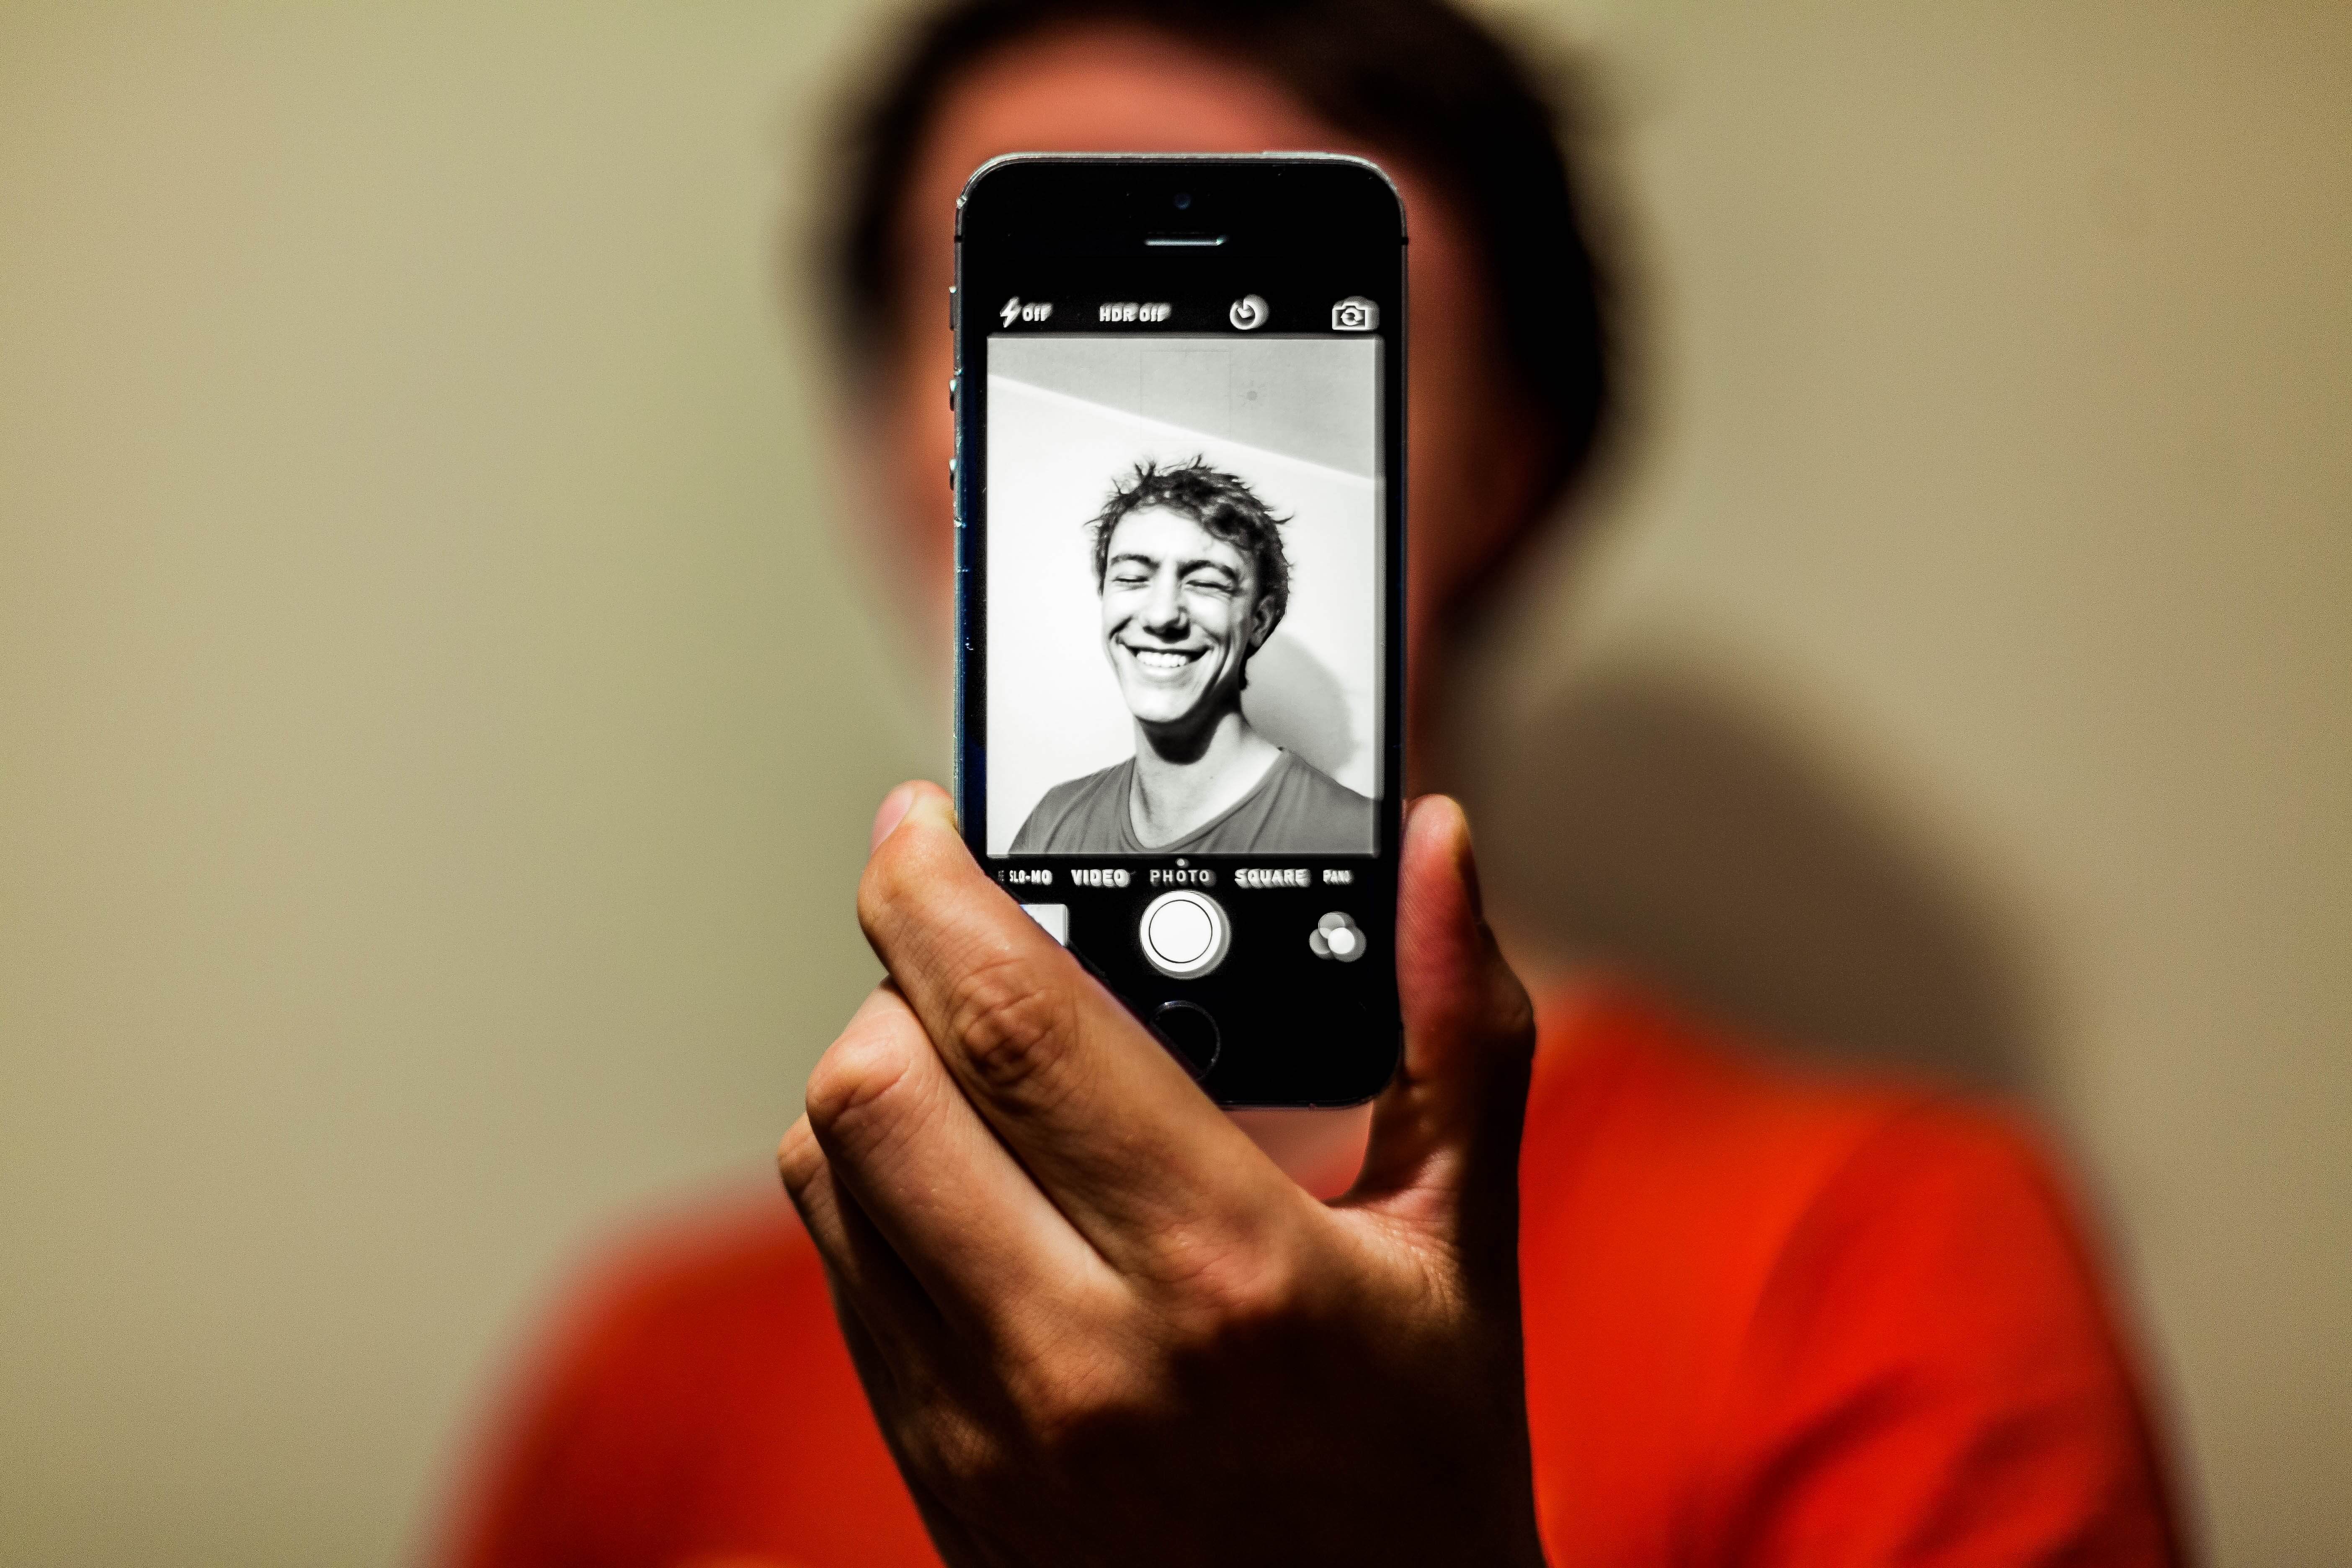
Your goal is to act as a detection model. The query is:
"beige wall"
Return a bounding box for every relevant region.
[0,3,2342,1565]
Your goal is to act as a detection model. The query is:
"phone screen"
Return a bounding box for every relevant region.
[956,157,1404,1105]
[985,331,1383,858]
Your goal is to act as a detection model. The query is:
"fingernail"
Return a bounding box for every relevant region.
[870,783,918,851]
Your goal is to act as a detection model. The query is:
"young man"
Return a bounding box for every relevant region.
[1011,460,1373,854]
[439,3,2184,1564]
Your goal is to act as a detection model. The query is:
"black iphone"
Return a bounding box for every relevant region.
[952,154,1406,1106]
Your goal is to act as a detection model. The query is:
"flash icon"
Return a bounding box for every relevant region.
[1000,296,1022,327]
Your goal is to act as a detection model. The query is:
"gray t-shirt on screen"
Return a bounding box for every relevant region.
[1011,749,1373,855]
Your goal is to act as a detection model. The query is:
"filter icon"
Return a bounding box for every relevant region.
[1309,910,1367,962]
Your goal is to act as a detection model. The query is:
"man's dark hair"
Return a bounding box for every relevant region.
[824,0,1610,510]
[1090,459,1291,634]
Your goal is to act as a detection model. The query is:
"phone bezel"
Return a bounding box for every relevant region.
[953,154,1408,1107]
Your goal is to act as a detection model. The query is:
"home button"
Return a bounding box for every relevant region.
[1151,1001,1221,1080]
[1138,889,1230,978]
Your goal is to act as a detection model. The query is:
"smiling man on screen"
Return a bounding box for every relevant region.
[1011,459,1374,854]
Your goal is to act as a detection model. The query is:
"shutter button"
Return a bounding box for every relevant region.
[1138,890,1230,979]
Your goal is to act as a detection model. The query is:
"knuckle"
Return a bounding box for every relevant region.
[1168,1239,1302,1343]
[803,1021,918,1147]
[942,954,1074,1099]
[1487,995,1538,1078]
[982,1288,1171,1455]
[1014,1352,1163,1452]
[1137,1216,1314,1356]
[774,1118,823,1196]
[1491,964,1538,1055]
[897,1400,1001,1489]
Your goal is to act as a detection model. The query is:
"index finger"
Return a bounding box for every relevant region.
[856,784,1291,1270]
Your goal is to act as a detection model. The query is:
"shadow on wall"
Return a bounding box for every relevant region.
[1473,659,2044,1099]
[1246,630,1358,785]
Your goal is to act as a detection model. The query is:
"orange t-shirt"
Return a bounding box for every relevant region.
[440,984,2182,1567]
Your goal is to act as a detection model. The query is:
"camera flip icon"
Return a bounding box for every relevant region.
[1331,296,1379,331]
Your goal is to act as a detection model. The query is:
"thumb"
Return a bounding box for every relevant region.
[1352,796,1537,1244]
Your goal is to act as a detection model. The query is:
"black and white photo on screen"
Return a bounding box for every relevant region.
[986,334,1382,856]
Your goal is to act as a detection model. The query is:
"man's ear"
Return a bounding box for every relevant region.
[1246,592,1282,653]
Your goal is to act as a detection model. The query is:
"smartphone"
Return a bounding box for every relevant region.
[953,154,1406,1106]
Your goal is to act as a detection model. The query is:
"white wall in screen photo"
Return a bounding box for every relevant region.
[985,334,1383,856]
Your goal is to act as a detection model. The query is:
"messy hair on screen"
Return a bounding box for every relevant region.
[1088,460,1292,634]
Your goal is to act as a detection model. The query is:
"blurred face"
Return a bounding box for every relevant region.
[1099,505,1272,727]
[857,26,1552,778]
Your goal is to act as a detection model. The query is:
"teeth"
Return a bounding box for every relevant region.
[1130,648,1197,669]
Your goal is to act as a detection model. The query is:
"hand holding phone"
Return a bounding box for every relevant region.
[779,784,1543,1568]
